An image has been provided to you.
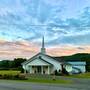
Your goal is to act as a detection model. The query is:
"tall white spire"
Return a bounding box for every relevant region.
[41,36,46,54]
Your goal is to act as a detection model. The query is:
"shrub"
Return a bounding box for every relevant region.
[0,74,2,79]
[20,68,24,73]
[14,74,19,79]
[54,70,58,75]
[13,74,27,80]
[2,74,12,79]
[0,74,27,80]
[62,68,69,75]
[19,74,27,80]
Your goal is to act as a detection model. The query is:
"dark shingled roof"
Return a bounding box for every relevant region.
[52,57,64,62]
[52,56,83,62]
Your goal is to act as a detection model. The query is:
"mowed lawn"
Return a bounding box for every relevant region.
[67,72,90,78]
[27,78,72,84]
[26,74,73,84]
[0,71,73,84]
[0,70,90,84]
[0,70,20,75]
[26,73,90,84]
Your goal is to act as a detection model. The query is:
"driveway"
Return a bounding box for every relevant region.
[0,79,90,90]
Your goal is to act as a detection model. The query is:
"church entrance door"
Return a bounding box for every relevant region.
[37,66,41,74]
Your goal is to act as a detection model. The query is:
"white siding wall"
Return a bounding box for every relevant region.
[72,65,86,73]
[23,58,53,74]
[41,55,61,73]
[27,58,50,66]
[65,65,72,72]
[26,58,51,73]
[69,62,86,73]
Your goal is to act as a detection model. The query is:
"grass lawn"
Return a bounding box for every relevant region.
[67,72,90,78]
[27,78,72,84]
[0,70,20,75]
[24,74,73,84]
[0,71,90,84]
[0,71,72,84]
[24,73,90,84]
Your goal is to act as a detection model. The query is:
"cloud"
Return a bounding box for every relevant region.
[47,45,90,56]
[0,0,90,59]
[0,40,90,60]
[0,40,40,59]
[1,4,90,45]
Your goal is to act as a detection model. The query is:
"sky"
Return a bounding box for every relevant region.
[0,0,90,60]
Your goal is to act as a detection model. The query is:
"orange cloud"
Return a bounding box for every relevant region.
[0,40,90,60]
[47,45,90,56]
[0,40,40,60]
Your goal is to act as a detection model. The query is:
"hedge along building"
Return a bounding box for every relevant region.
[22,37,86,74]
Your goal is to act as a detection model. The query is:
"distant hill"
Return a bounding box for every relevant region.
[54,53,90,72]
[60,53,90,62]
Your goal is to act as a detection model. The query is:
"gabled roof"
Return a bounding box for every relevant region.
[52,57,64,62]
[68,62,86,65]
[37,56,53,65]
[62,62,72,65]
[21,52,41,65]
[53,56,86,62]
[22,52,86,66]
[25,56,53,66]
[21,52,58,65]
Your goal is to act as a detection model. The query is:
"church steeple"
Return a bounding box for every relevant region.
[41,36,46,54]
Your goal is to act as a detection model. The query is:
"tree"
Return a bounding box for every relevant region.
[0,60,9,69]
[0,58,26,70]
[13,58,26,68]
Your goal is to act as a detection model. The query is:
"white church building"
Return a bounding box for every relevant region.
[22,37,86,74]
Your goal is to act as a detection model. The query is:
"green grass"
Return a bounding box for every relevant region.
[1,71,90,84]
[27,78,72,84]
[23,74,73,84]
[0,70,20,75]
[0,71,72,84]
[67,72,90,78]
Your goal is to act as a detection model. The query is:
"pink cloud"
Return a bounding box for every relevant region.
[47,45,90,56]
[0,40,40,60]
[0,40,90,60]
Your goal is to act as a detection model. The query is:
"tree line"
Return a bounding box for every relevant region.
[0,58,26,70]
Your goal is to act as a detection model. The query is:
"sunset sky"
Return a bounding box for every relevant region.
[0,0,90,60]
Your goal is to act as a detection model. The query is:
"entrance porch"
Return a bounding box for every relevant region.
[28,65,51,74]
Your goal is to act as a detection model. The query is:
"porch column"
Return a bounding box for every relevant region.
[41,66,43,74]
[30,66,32,74]
[24,65,26,74]
[48,66,50,74]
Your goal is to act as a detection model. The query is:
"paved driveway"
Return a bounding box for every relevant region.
[0,79,90,90]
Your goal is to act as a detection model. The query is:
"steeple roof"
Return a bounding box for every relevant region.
[41,36,46,54]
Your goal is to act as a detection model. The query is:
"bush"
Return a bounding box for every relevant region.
[20,68,24,73]
[19,74,27,80]
[0,74,27,80]
[0,74,2,79]
[53,70,62,76]
[2,74,13,79]
[14,74,19,79]
[54,70,58,75]
[62,68,69,75]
